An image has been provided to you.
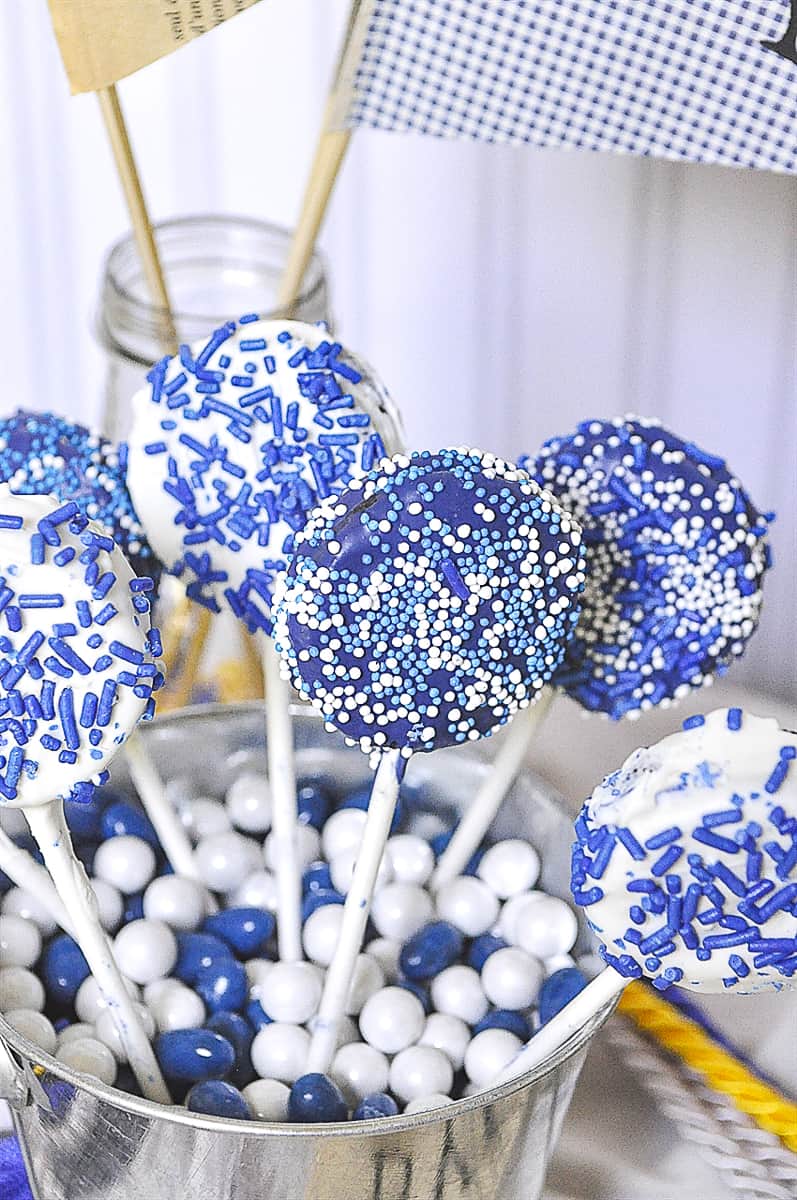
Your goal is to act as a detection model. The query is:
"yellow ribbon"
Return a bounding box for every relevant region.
[618,981,797,1151]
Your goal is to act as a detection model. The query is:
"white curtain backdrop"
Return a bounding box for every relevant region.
[0,0,794,700]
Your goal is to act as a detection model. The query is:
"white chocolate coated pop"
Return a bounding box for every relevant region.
[572,708,797,994]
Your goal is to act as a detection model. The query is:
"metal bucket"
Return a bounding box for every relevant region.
[1,705,616,1200]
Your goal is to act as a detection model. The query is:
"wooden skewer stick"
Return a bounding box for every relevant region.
[276,0,367,314]
[97,84,178,353]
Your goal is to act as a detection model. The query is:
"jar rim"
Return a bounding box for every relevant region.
[100,213,328,360]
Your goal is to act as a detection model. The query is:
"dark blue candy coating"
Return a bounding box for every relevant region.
[400,921,464,980]
[40,935,90,1006]
[538,968,589,1025]
[186,1079,250,1120]
[288,1073,348,1123]
[0,409,160,584]
[100,801,160,849]
[276,449,584,755]
[173,933,234,984]
[303,861,333,895]
[155,1029,235,1083]
[301,889,344,922]
[193,957,248,1013]
[204,1012,254,1089]
[473,1009,531,1040]
[202,907,275,958]
[297,785,331,830]
[522,418,771,718]
[353,1092,399,1120]
[467,934,508,972]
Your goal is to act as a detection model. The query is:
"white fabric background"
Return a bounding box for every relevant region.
[0,0,794,706]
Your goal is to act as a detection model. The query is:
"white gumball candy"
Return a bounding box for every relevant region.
[419,1013,470,1072]
[330,846,392,896]
[389,1045,454,1105]
[56,1022,95,1048]
[250,1023,310,1084]
[225,773,271,834]
[0,966,45,1012]
[245,958,274,992]
[2,887,59,937]
[231,870,278,912]
[385,835,434,886]
[477,840,541,898]
[481,947,544,1010]
[57,1036,117,1086]
[0,915,41,969]
[513,895,579,959]
[331,1042,389,1104]
[194,832,261,893]
[148,983,206,1032]
[365,938,401,984]
[90,879,124,933]
[3,1008,57,1054]
[404,1093,454,1115]
[93,836,156,895]
[497,891,547,944]
[430,966,488,1025]
[113,919,177,985]
[321,809,367,861]
[302,904,344,967]
[306,1013,359,1055]
[263,825,320,872]
[95,1003,155,1062]
[179,797,232,841]
[370,883,434,942]
[359,986,426,1055]
[345,954,385,1015]
[243,1078,290,1122]
[143,875,209,930]
[258,961,322,1024]
[75,975,140,1024]
[464,1029,523,1087]
[545,954,577,977]
[434,877,499,937]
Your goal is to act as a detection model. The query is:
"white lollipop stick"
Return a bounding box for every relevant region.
[25,801,172,1104]
[493,968,624,1084]
[262,639,302,962]
[432,688,554,889]
[0,827,75,937]
[306,749,402,1073]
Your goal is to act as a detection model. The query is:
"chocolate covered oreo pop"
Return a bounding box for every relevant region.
[521,417,771,718]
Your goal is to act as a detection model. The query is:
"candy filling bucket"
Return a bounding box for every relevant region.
[1,705,617,1200]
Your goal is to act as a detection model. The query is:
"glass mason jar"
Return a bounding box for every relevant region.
[96,214,331,441]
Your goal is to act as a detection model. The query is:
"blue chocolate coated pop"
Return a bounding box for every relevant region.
[521,417,771,719]
[275,448,585,757]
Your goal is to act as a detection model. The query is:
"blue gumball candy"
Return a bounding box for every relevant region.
[63,789,113,840]
[338,785,404,834]
[186,1080,250,1119]
[467,934,508,972]
[173,933,234,983]
[400,922,464,981]
[301,889,344,922]
[353,1092,399,1120]
[205,1012,255,1089]
[397,979,431,1014]
[245,999,272,1031]
[538,968,589,1025]
[288,1073,348,1123]
[297,785,331,831]
[303,862,333,895]
[41,935,90,1007]
[202,907,275,958]
[100,801,160,850]
[193,957,248,1013]
[155,1029,235,1083]
[123,893,145,925]
[473,1008,531,1041]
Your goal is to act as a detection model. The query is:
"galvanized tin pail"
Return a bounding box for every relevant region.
[1,705,616,1200]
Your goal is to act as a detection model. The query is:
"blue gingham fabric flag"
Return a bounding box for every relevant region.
[342,1,797,172]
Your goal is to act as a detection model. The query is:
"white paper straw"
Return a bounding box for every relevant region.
[306,749,402,1074]
[0,827,75,937]
[432,688,554,889]
[25,801,172,1104]
[492,967,625,1085]
[262,639,302,962]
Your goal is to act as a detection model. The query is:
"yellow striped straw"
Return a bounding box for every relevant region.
[618,981,797,1152]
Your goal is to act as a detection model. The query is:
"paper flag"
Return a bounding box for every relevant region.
[342,0,797,173]
[48,0,262,93]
